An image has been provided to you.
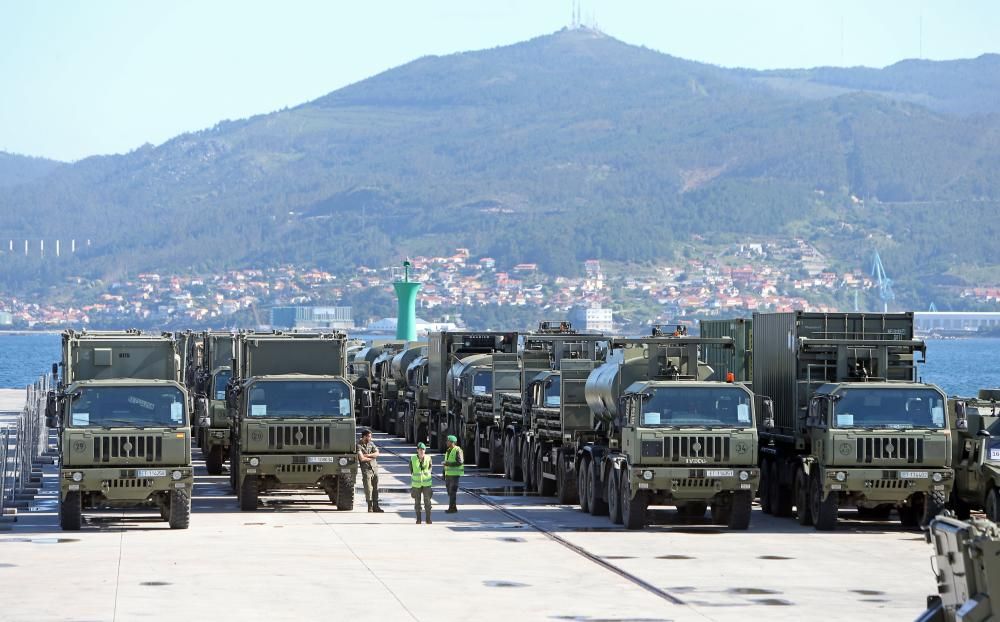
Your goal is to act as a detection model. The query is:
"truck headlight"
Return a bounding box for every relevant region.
[72,471,84,482]
[835,471,847,482]
[738,470,749,481]
[171,470,182,481]
[338,457,349,466]
[249,457,260,467]
[642,470,654,481]
[932,472,943,483]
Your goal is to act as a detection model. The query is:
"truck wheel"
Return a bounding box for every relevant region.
[475,425,489,468]
[229,450,239,492]
[536,450,556,496]
[795,468,812,526]
[489,429,504,474]
[59,490,83,531]
[168,490,191,529]
[239,475,259,511]
[622,473,648,530]
[759,458,772,515]
[608,467,624,525]
[578,459,591,513]
[920,491,946,528]
[710,499,731,525]
[556,455,578,504]
[588,459,609,516]
[206,445,224,476]
[986,489,1000,522]
[502,435,513,479]
[810,473,838,531]
[404,413,414,443]
[521,440,533,488]
[510,436,523,482]
[335,474,356,511]
[728,491,753,530]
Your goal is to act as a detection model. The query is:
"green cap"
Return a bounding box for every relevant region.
[417,442,427,449]
[447,434,458,443]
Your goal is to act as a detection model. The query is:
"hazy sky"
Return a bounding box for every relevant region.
[1,1,997,161]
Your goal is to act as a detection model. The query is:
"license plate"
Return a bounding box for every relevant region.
[707,470,733,478]
[900,471,929,479]
[137,469,166,478]
[307,457,336,464]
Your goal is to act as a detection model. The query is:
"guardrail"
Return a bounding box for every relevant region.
[1,373,54,518]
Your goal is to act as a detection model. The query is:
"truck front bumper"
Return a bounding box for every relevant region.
[60,467,193,502]
[203,427,231,450]
[632,466,760,500]
[240,454,357,486]
[822,467,952,501]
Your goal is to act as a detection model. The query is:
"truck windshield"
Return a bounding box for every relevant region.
[544,380,560,407]
[473,370,493,395]
[69,386,186,428]
[212,370,232,400]
[247,380,352,418]
[833,388,945,429]
[640,386,752,427]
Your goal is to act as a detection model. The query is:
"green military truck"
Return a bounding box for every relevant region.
[426,330,518,452]
[581,334,759,529]
[472,349,520,473]
[371,343,405,432]
[228,331,358,511]
[948,389,1000,520]
[390,345,426,442]
[348,344,384,428]
[699,319,752,383]
[754,311,952,530]
[918,515,1000,622]
[47,330,193,530]
[191,331,235,475]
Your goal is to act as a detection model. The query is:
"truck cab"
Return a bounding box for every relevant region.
[950,389,1000,520]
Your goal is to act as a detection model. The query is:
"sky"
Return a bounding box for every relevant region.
[1,0,998,162]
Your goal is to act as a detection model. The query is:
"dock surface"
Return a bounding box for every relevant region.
[0,427,935,621]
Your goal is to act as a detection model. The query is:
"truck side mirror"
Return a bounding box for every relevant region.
[45,392,59,428]
[195,396,210,427]
[51,362,59,380]
[762,397,775,430]
[977,429,992,438]
[955,400,968,430]
[363,391,374,408]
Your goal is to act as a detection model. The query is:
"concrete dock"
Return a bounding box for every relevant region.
[0,417,938,621]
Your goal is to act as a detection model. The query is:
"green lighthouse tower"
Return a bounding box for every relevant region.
[393,260,421,341]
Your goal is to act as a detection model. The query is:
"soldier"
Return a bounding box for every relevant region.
[410,442,433,524]
[443,434,464,513]
[357,428,383,513]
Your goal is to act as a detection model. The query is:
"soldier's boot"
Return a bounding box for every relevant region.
[367,502,373,513]
[373,504,385,513]
[416,513,422,524]
[447,503,457,513]
[425,509,432,524]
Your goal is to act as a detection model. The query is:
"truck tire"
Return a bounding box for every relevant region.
[239,475,259,511]
[949,490,971,521]
[556,455,578,504]
[728,492,752,530]
[168,490,191,529]
[206,445,224,476]
[608,467,624,525]
[920,490,946,528]
[335,474,356,511]
[810,473,838,531]
[502,435,513,479]
[759,457,772,515]
[710,499,731,525]
[59,491,82,531]
[588,459,609,516]
[521,440,533,488]
[229,450,239,492]
[578,459,591,513]
[536,450,556,496]
[622,473,648,530]
[475,425,489,468]
[986,488,1000,522]
[489,429,504,474]
[795,468,812,526]
[404,412,414,443]
[510,436,523,482]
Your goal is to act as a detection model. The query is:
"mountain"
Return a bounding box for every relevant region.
[0,152,62,188]
[1,28,998,302]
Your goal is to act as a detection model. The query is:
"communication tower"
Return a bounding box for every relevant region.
[392,260,421,341]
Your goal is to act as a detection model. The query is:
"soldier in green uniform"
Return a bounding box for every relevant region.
[443,434,464,513]
[410,442,433,524]
[357,428,384,513]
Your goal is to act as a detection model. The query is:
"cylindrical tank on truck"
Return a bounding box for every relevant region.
[753,311,952,530]
[390,344,426,440]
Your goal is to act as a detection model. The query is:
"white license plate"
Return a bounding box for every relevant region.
[136,469,166,478]
[707,470,734,478]
[899,471,929,479]
[307,457,336,464]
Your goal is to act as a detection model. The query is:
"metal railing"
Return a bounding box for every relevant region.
[1,373,53,517]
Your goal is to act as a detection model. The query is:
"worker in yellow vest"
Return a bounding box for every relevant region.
[443,434,464,513]
[410,442,433,524]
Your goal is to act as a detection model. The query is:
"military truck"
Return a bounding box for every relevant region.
[389,345,426,441]
[427,330,518,452]
[699,319,752,383]
[348,344,383,427]
[918,515,1000,622]
[190,331,235,475]
[399,353,431,445]
[471,350,520,473]
[948,389,1000,520]
[228,331,357,511]
[580,335,760,530]
[754,311,952,530]
[371,343,405,432]
[46,330,193,530]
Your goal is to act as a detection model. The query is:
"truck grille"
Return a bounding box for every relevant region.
[276,464,323,473]
[673,478,718,488]
[865,480,916,489]
[93,435,163,463]
[268,425,331,450]
[107,478,154,488]
[664,436,730,463]
[857,437,923,464]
